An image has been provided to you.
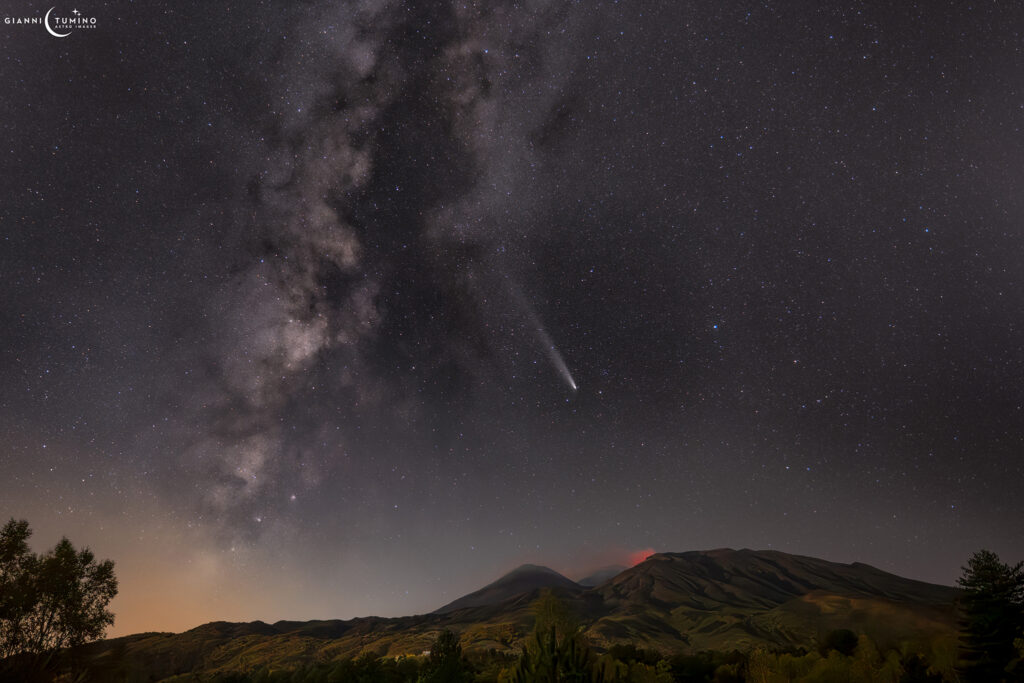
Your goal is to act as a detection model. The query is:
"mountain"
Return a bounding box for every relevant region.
[577,565,627,587]
[62,549,961,681]
[584,549,958,652]
[597,549,954,609]
[434,564,581,614]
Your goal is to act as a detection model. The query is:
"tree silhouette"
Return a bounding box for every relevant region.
[957,549,1024,682]
[506,590,603,683]
[819,628,859,657]
[418,630,473,683]
[0,518,35,659]
[0,518,117,675]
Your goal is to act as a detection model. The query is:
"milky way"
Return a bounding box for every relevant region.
[2,0,1022,635]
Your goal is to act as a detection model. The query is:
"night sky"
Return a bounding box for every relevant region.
[2,1,1023,637]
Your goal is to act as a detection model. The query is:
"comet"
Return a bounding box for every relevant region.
[507,281,578,392]
[532,319,578,392]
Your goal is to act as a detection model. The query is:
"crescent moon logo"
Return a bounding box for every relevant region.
[45,7,71,38]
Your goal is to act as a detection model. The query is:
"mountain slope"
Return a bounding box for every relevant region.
[585,549,958,652]
[596,549,955,610]
[434,564,581,614]
[65,549,961,681]
[577,565,627,587]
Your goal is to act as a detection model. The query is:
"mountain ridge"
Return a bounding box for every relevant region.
[69,548,961,681]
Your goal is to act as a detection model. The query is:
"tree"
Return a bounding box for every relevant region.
[418,630,473,683]
[956,549,1024,682]
[505,591,603,683]
[0,518,117,671]
[819,628,859,657]
[745,647,774,683]
[0,518,35,659]
[901,653,943,683]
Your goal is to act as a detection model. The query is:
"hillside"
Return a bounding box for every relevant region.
[584,549,958,652]
[66,549,960,681]
[578,565,627,587]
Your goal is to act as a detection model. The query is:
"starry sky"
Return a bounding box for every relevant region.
[2,1,1023,638]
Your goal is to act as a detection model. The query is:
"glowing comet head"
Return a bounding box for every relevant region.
[547,345,576,392]
[507,280,578,393]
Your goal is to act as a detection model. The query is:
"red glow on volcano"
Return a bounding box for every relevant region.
[627,548,655,566]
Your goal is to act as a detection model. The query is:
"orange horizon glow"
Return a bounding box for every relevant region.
[627,548,656,566]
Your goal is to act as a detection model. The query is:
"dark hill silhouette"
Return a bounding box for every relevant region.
[434,564,581,614]
[63,549,961,680]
